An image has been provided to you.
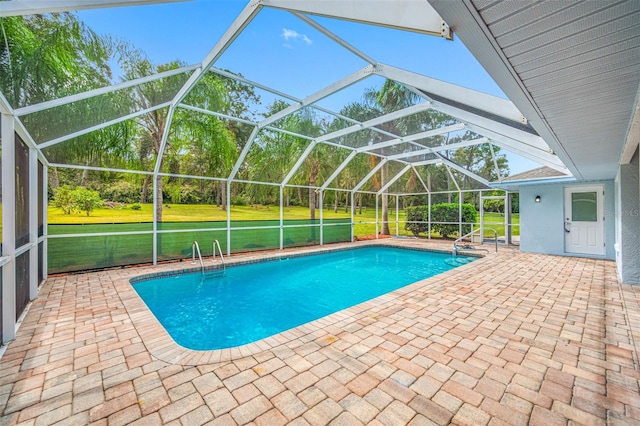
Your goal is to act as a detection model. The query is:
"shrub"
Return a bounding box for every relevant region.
[405,203,477,238]
[130,203,141,210]
[72,187,103,217]
[99,180,140,204]
[430,203,476,238]
[53,185,75,214]
[405,205,429,237]
[231,195,247,206]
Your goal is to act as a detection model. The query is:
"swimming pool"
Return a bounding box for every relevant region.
[132,246,476,350]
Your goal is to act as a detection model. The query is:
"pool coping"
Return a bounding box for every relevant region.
[116,240,485,365]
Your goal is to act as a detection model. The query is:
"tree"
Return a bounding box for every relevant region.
[0,13,111,108]
[72,187,103,216]
[52,185,75,214]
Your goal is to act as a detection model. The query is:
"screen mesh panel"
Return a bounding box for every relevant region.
[48,234,153,274]
[15,252,30,320]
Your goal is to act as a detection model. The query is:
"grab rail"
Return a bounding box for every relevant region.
[212,239,226,272]
[191,241,204,273]
[453,228,498,254]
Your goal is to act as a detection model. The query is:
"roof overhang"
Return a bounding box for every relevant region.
[429,0,640,181]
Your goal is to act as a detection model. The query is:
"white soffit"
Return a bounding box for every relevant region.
[262,0,452,39]
[429,0,640,181]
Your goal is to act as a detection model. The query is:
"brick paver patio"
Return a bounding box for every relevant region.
[1,240,639,425]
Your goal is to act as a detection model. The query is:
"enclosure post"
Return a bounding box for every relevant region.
[350,191,355,242]
[319,190,324,246]
[479,192,484,241]
[226,180,231,256]
[506,192,513,245]
[152,175,157,265]
[279,186,284,251]
[29,146,38,299]
[2,113,16,343]
[395,195,399,237]
[42,164,48,282]
[427,193,431,239]
[375,195,379,239]
[458,191,463,238]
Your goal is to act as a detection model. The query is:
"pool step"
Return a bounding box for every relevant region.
[444,257,474,267]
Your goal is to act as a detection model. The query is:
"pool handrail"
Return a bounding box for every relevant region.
[453,228,498,254]
[191,241,204,273]
[213,239,226,272]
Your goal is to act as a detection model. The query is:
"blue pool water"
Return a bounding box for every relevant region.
[132,247,475,350]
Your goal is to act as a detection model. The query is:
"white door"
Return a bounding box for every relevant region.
[564,185,605,255]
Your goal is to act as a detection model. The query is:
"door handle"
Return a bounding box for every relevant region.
[564,222,571,233]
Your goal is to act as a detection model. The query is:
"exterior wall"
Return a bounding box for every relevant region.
[615,148,640,284]
[520,180,615,259]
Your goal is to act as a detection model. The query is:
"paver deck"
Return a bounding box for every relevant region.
[1,239,639,425]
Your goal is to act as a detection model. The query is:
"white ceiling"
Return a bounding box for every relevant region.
[429,0,640,181]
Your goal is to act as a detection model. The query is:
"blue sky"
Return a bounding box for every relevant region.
[79,0,539,173]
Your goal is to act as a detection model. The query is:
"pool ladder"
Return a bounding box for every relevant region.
[191,240,225,274]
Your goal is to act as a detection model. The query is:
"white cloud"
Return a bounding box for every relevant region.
[281,28,312,47]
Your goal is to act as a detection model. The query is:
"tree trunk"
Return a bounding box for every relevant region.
[49,167,60,191]
[381,162,390,235]
[334,191,339,213]
[309,186,316,220]
[358,193,363,215]
[140,175,150,203]
[80,167,89,187]
[221,181,227,211]
[155,174,163,222]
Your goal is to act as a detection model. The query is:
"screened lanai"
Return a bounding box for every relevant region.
[0,0,572,343]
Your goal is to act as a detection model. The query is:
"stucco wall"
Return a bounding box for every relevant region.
[615,148,640,284]
[520,181,615,259]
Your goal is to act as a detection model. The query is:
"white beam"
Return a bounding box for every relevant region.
[411,164,430,192]
[258,65,375,129]
[377,63,526,124]
[353,158,387,192]
[443,163,460,191]
[0,0,190,16]
[464,123,569,173]
[438,155,490,187]
[15,64,198,116]
[261,0,452,39]
[0,91,13,114]
[488,142,502,183]
[385,137,487,160]
[228,126,260,181]
[355,123,464,153]
[320,150,358,191]
[378,164,411,194]
[292,12,376,65]
[38,101,172,149]
[14,119,50,166]
[427,99,548,152]
[281,141,317,186]
[170,1,263,107]
[1,113,16,343]
[411,158,441,167]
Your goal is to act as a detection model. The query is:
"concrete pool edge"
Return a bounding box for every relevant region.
[118,240,487,365]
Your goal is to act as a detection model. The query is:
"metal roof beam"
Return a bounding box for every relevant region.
[385,137,487,160]
[0,0,190,17]
[355,123,465,153]
[320,151,358,191]
[15,64,198,117]
[38,101,172,149]
[376,63,526,124]
[258,65,375,129]
[437,154,490,187]
[411,165,430,192]
[378,164,411,194]
[353,158,387,192]
[281,141,318,186]
[261,0,452,39]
